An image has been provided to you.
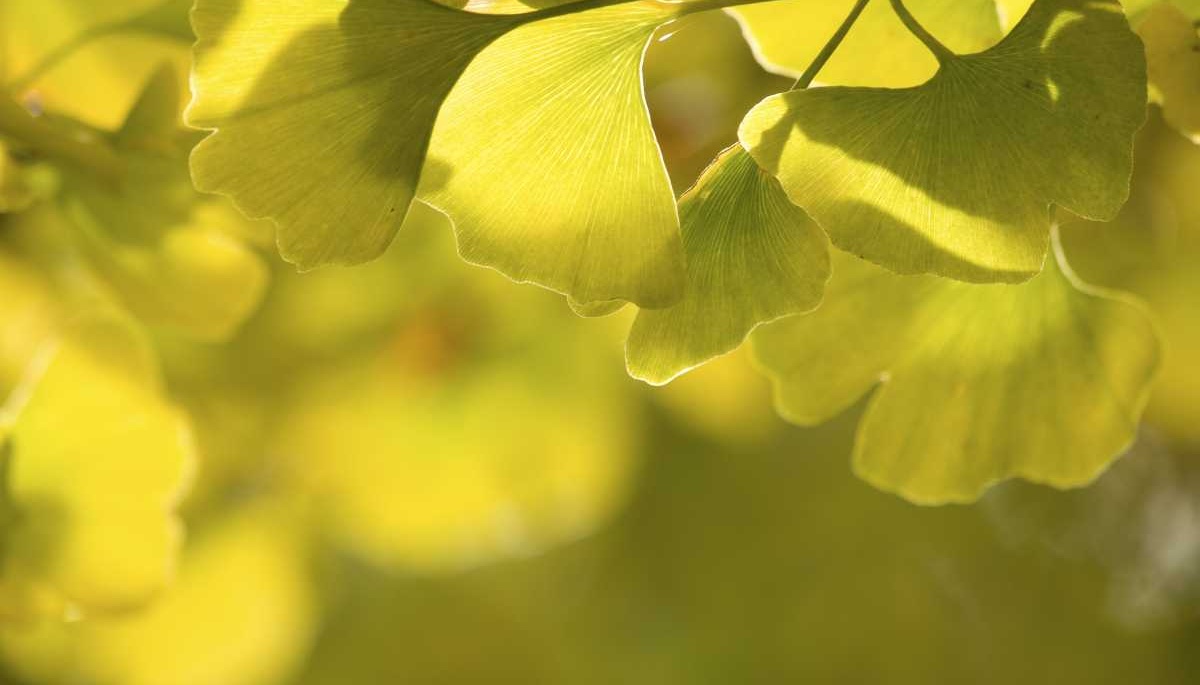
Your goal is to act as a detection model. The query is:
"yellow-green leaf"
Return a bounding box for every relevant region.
[61,67,269,341]
[187,0,521,268]
[739,0,1146,283]
[0,314,194,619]
[421,1,685,306]
[752,237,1160,504]
[189,0,687,306]
[626,146,829,385]
[0,507,316,685]
[731,0,1002,87]
[1137,2,1200,142]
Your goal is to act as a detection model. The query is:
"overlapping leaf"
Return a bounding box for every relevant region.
[0,314,194,619]
[189,0,687,306]
[58,67,268,341]
[752,238,1160,504]
[740,0,1146,284]
[731,0,1002,87]
[626,146,829,385]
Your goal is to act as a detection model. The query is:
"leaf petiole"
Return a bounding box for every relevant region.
[0,93,124,185]
[794,0,872,89]
[889,0,953,62]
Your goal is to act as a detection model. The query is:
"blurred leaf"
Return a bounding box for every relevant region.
[57,66,269,341]
[0,313,194,619]
[273,337,639,574]
[0,507,316,685]
[0,251,58,391]
[752,238,1160,504]
[731,0,1001,87]
[626,146,828,385]
[0,142,34,213]
[1137,3,1200,143]
[739,0,1146,283]
[2,0,193,129]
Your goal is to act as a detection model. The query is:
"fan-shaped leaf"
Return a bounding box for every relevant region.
[731,0,1001,87]
[189,0,687,306]
[0,315,194,619]
[740,0,1146,283]
[752,236,1160,504]
[626,146,829,385]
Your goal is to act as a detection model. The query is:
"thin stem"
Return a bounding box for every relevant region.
[0,93,124,184]
[793,0,872,89]
[889,0,952,63]
[678,0,783,15]
[528,0,784,22]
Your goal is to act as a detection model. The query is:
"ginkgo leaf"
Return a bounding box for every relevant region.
[188,0,523,269]
[625,146,829,385]
[739,0,1146,284]
[420,1,685,306]
[0,314,194,619]
[0,507,316,685]
[58,66,268,341]
[751,236,1160,504]
[730,0,1002,87]
[1136,3,1200,142]
[1,0,194,129]
[189,0,687,306]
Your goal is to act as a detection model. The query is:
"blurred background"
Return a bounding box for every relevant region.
[1,2,1200,683]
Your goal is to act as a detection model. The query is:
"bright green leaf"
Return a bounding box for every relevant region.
[752,237,1160,504]
[626,145,829,385]
[731,0,1002,87]
[188,0,521,268]
[189,0,687,306]
[0,314,194,619]
[420,1,685,306]
[739,0,1146,284]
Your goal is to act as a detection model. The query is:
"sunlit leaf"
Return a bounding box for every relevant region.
[626,146,828,385]
[420,1,685,306]
[0,314,194,619]
[187,0,521,268]
[740,0,1146,283]
[189,0,686,306]
[731,0,1002,87]
[752,237,1160,504]
[0,507,316,685]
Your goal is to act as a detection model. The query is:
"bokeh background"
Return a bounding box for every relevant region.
[2,2,1200,683]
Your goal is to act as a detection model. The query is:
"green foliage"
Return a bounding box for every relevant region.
[752,237,1159,503]
[731,0,1002,87]
[740,0,1146,283]
[626,146,828,384]
[3,1,1200,683]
